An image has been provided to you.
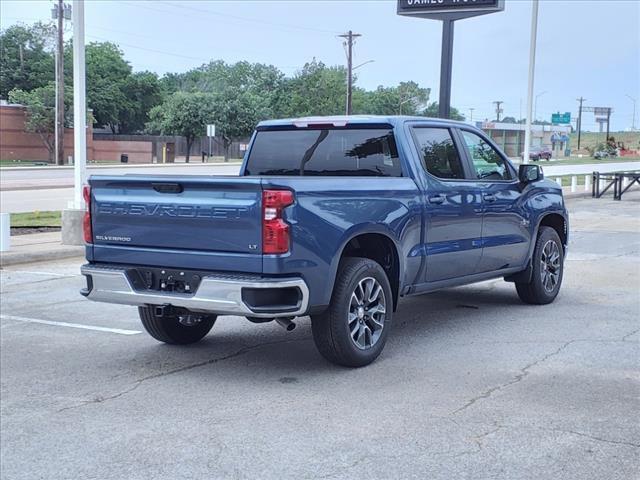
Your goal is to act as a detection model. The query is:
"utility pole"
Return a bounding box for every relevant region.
[469,108,474,123]
[493,100,503,122]
[55,0,65,165]
[576,97,585,150]
[339,30,361,115]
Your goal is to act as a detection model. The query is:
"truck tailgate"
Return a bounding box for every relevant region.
[88,175,263,272]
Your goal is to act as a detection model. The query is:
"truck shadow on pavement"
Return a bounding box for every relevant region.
[124,282,529,379]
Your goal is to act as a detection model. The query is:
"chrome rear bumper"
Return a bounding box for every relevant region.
[80,264,309,318]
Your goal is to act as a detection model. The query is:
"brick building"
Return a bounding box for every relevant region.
[0,103,152,163]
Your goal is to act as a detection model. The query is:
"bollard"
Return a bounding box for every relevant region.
[584,174,591,192]
[0,212,10,252]
[555,177,562,187]
[571,176,577,193]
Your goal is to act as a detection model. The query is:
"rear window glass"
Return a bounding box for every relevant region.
[244,128,402,177]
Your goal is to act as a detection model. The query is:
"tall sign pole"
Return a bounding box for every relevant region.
[397,0,504,119]
[523,0,539,165]
[72,0,87,209]
[438,20,454,118]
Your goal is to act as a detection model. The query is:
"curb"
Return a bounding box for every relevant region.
[0,246,84,267]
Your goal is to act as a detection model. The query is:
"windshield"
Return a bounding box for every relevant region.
[244,128,402,177]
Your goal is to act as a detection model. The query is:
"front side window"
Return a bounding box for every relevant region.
[244,128,401,177]
[412,127,465,180]
[461,130,512,181]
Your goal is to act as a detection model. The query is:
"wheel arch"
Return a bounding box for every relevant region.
[328,228,403,311]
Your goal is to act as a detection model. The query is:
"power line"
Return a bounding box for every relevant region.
[121,1,340,36]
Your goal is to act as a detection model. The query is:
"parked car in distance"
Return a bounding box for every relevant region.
[522,145,553,161]
[80,116,569,367]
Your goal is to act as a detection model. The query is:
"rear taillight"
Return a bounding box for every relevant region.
[83,185,92,244]
[262,190,294,254]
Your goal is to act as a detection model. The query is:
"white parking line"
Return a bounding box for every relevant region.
[0,314,141,335]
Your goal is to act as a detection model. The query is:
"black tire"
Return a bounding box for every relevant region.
[516,226,564,305]
[138,306,216,345]
[311,257,393,367]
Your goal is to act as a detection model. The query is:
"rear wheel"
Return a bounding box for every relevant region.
[516,226,564,305]
[138,306,216,344]
[311,257,392,367]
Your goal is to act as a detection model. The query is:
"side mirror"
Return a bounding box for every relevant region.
[519,164,543,184]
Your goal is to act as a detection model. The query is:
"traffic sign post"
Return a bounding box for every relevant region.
[207,124,215,161]
[397,0,505,119]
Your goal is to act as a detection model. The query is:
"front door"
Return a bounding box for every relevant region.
[457,129,532,273]
[411,127,484,283]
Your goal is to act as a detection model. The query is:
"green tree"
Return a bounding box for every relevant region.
[423,102,465,121]
[119,71,163,134]
[86,42,131,132]
[283,59,347,117]
[147,92,216,162]
[0,22,56,98]
[8,83,71,162]
[356,81,430,116]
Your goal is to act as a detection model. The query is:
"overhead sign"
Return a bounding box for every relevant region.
[551,112,571,124]
[206,124,215,137]
[397,0,504,20]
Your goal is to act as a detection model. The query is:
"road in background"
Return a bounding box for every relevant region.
[1,193,638,479]
[1,163,242,213]
[0,163,242,190]
[1,161,638,213]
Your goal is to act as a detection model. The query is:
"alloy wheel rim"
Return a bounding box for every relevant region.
[540,240,561,293]
[348,277,386,350]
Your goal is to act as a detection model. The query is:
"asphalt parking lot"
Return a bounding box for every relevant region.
[1,193,639,480]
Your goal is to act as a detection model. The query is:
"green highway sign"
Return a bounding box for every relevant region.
[552,112,571,124]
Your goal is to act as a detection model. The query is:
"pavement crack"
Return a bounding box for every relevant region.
[555,429,640,448]
[622,328,640,342]
[451,340,576,415]
[57,336,308,413]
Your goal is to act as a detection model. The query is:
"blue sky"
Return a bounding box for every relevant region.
[2,0,639,131]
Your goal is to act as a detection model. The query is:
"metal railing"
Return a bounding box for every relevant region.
[591,171,640,200]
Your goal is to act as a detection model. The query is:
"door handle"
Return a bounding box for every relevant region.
[428,194,445,205]
[483,193,497,203]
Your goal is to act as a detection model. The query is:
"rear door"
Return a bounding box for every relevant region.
[457,129,531,273]
[410,126,484,283]
[89,175,264,272]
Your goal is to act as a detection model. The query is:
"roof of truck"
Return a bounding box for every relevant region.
[257,115,469,128]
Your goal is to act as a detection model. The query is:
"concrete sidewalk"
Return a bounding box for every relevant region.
[0,231,84,266]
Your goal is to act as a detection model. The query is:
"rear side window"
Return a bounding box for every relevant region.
[412,127,465,180]
[244,128,402,177]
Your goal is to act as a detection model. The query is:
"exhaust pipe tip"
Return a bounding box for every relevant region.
[275,317,296,331]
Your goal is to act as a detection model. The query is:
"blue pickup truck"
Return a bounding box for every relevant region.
[80,116,568,367]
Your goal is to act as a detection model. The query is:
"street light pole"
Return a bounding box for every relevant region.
[72,0,87,209]
[534,91,547,123]
[626,94,637,131]
[523,0,539,165]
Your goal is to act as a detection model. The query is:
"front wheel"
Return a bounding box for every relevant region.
[138,306,216,344]
[311,257,393,367]
[516,226,564,305]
